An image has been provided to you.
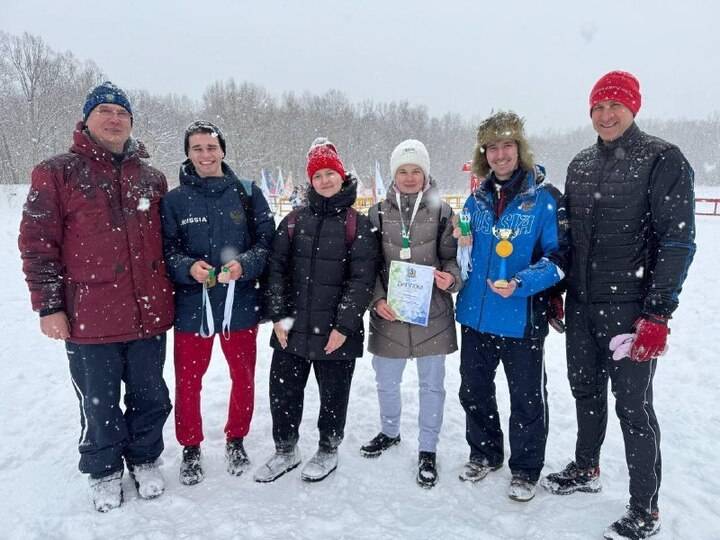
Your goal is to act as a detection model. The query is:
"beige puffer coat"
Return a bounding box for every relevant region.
[368,182,462,358]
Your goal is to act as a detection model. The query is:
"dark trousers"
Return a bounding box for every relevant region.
[566,296,661,512]
[66,334,172,477]
[269,349,355,452]
[459,326,548,481]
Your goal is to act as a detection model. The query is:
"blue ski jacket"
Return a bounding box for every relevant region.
[455,166,567,339]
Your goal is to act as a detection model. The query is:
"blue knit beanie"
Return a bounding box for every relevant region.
[83,81,133,122]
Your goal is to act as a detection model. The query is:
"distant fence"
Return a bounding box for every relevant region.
[696,198,720,216]
[270,196,720,217]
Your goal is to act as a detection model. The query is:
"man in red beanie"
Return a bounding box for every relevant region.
[541,71,696,540]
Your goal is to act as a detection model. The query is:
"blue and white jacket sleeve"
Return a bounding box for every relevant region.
[512,188,567,298]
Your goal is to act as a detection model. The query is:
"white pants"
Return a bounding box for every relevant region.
[372,354,446,453]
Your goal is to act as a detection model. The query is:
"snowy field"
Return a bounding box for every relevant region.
[1,184,719,540]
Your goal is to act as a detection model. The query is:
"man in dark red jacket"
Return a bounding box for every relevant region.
[18,82,174,512]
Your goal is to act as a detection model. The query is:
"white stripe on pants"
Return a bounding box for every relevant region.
[372,354,446,453]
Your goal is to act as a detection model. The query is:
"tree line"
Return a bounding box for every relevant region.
[1,31,718,191]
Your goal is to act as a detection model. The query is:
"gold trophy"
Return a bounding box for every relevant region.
[491,226,518,288]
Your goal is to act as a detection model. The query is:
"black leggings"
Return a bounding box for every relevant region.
[269,349,355,452]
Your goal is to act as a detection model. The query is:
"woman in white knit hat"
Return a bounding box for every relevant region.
[360,139,462,488]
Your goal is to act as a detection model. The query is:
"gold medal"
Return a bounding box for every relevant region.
[495,239,513,258]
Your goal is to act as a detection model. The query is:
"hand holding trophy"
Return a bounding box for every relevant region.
[491,226,518,289]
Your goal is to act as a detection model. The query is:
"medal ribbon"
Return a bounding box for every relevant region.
[396,190,424,249]
[200,279,235,338]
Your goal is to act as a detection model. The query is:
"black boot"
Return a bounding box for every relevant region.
[603,506,660,539]
[226,438,250,476]
[416,451,438,489]
[360,432,401,458]
[180,445,204,486]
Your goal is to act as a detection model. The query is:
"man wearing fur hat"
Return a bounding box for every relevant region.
[541,71,696,540]
[18,81,174,512]
[454,111,567,502]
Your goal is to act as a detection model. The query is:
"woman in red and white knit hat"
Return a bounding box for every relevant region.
[254,138,379,484]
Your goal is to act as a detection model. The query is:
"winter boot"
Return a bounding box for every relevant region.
[508,474,537,502]
[180,445,204,486]
[226,438,250,477]
[301,448,338,482]
[540,461,601,495]
[360,432,401,458]
[129,460,165,499]
[254,446,302,483]
[89,470,123,513]
[416,451,438,489]
[603,506,661,540]
[458,459,502,483]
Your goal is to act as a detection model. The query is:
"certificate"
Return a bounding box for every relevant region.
[386,261,435,327]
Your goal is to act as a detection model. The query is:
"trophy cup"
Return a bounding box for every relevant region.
[491,226,518,288]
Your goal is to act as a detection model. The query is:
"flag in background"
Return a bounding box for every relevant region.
[276,167,285,197]
[259,168,272,201]
[374,160,387,202]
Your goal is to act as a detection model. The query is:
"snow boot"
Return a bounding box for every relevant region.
[540,461,601,495]
[603,506,661,540]
[254,446,302,483]
[508,474,537,502]
[458,459,502,483]
[416,451,438,489]
[89,470,123,513]
[360,432,401,458]
[180,445,204,486]
[129,460,165,499]
[226,438,250,477]
[301,448,338,482]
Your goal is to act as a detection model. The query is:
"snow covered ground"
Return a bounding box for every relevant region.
[1,184,719,540]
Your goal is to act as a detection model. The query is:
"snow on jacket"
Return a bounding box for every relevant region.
[160,161,274,333]
[455,166,567,339]
[368,181,462,358]
[18,122,174,344]
[265,176,378,360]
[565,123,696,317]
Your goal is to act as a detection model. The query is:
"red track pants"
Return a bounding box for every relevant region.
[174,327,257,446]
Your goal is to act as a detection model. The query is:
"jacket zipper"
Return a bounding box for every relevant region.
[305,212,325,337]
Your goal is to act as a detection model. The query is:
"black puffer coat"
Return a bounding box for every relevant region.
[265,177,378,360]
[565,123,696,317]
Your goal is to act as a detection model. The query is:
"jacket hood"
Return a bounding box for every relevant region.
[475,164,546,205]
[307,173,358,214]
[71,121,149,162]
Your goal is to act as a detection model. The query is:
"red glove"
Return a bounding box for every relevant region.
[548,294,565,333]
[630,316,669,362]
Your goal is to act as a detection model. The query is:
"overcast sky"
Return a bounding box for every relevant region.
[3,0,718,134]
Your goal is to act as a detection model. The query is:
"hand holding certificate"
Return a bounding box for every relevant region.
[386,261,435,326]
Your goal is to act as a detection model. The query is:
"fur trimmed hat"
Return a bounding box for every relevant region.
[183,120,227,156]
[390,139,430,181]
[83,81,133,122]
[472,111,534,178]
[589,70,642,116]
[306,137,346,180]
